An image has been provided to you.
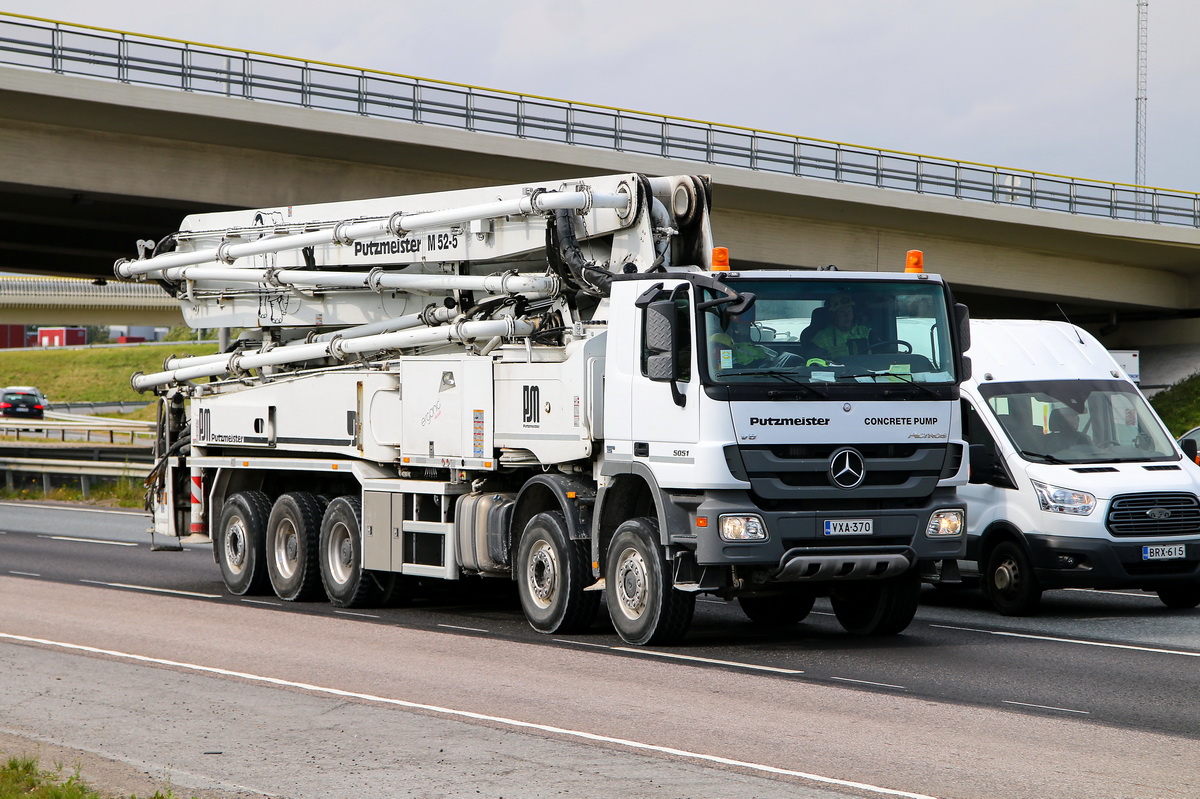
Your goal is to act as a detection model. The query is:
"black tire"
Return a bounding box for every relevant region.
[319,496,381,608]
[738,592,816,625]
[604,517,695,646]
[1156,583,1200,609]
[984,541,1042,616]
[215,490,272,596]
[830,570,921,635]
[516,511,600,634]
[266,492,326,601]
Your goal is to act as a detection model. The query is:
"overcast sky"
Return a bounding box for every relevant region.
[6,1,1199,191]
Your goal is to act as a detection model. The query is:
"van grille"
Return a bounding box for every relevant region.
[1106,493,1200,537]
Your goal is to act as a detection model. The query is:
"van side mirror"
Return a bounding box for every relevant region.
[968,443,994,484]
[1182,437,1198,463]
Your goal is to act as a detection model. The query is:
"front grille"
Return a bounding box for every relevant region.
[1106,493,1200,537]
[738,442,953,502]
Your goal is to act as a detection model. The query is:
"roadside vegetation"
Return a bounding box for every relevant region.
[1148,374,1200,437]
[0,754,184,799]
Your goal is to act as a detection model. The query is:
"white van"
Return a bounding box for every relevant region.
[959,319,1200,614]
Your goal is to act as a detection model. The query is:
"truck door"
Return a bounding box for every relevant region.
[629,286,700,457]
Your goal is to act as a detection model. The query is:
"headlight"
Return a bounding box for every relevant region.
[926,509,964,538]
[1032,481,1095,515]
[719,514,768,541]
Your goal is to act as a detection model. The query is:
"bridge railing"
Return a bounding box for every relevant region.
[3,13,1198,227]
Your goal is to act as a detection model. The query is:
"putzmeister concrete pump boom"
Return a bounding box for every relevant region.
[119,172,969,645]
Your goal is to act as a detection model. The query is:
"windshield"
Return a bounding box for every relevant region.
[979,379,1177,464]
[701,278,957,386]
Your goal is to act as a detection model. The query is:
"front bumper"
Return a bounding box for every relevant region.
[1023,533,1200,590]
[669,487,965,579]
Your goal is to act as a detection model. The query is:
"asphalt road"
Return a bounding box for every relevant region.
[2,501,1199,798]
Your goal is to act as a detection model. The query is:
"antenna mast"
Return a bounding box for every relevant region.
[1135,0,1148,186]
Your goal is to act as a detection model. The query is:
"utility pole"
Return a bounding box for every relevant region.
[1135,0,1148,186]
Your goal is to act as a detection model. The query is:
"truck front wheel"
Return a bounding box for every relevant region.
[830,570,920,635]
[605,517,694,646]
[516,511,599,634]
[319,496,381,608]
[216,491,271,596]
[266,492,326,601]
[985,541,1042,616]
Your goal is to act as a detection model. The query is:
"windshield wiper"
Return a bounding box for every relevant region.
[1019,449,1069,464]
[836,371,941,397]
[730,370,829,397]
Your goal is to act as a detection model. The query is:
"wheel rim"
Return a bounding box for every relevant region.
[326,520,353,585]
[526,539,558,611]
[224,517,247,575]
[614,545,648,621]
[993,555,1020,596]
[273,518,299,580]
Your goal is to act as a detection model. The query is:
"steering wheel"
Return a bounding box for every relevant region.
[866,339,913,354]
[1097,439,1120,448]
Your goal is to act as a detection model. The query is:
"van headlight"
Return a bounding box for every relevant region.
[926,509,964,538]
[719,515,768,541]
[1032,481,1095,515]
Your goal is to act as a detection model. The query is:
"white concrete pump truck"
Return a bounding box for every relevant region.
[116,173,970,645]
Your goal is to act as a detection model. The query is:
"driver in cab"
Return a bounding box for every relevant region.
[811,292,873,359]
[709,306,775,369]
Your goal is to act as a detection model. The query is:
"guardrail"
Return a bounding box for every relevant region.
[0,454,149,497]
[0,412,154,444]
[2,13,1198,227]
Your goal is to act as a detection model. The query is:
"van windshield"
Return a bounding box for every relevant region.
[978,379,1177,464]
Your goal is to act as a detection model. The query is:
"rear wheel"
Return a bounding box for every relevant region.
[266,492,326,601]
[830,570,921,635]
[985,541,1042,616]
[216,491,271,596]
[1156,583,1200,609]
[605,517,694,646]
[319,496,382,608]
[517,511,600,634]
[738,591,816,625]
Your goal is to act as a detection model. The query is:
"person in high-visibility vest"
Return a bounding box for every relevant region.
[811,292,873,358]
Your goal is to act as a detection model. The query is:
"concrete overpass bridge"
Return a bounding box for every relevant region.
[2,12,1199,384]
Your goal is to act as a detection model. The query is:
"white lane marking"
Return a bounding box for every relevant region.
[241,599,282,607]
[1064,588,1156,599]
[611,647,804,675]
[79,580,221,599]
[0,632,940,799]
[39,535,137,547]
[831,676,906,690]
[334,610,380,619]
[437,624,488,633]
[932,624,1200,658]
[9,571,40,577]
[1003,700,1090,715]
[0,502,148,517]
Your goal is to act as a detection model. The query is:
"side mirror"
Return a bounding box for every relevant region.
[644,299,680,381]
[956,303,971,352]
[968,443,994,484]
[1182,437,1198,463]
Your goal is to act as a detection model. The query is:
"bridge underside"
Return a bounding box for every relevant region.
[1,67,1199,353]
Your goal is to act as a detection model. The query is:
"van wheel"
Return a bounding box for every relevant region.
[516,511,599,634]
[738,591,816,625]
[216,491,271,596]
[319,496,381,608]
[829,570,920,635]
[985,541,1042,615]
[605,517,694,646]
[1156,583,1200,609]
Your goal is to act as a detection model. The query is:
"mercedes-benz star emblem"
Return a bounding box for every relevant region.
[829,447,866,490]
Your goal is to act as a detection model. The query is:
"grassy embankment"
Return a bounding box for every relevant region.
[1147,374,1200,437]
[0,754,183,798]
[0,343,218,505]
